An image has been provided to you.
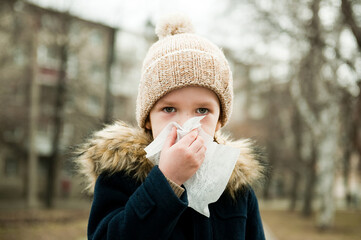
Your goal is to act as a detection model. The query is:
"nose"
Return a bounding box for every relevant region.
[177,113,192,126]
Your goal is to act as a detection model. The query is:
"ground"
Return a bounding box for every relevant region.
[0,208,89,240]
[261,209,361,240]
[0,203,360,240]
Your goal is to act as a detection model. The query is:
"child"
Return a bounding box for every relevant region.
[77,14,266,240]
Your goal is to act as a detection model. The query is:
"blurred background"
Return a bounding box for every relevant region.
[0,0,360,239]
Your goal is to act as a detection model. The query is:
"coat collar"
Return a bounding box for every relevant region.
[75,121,266,198]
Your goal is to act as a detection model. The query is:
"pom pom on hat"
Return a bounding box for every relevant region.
[155,14,195,39]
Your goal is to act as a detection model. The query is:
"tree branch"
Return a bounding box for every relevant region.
[290,77,321,138]
[341,0,361,49]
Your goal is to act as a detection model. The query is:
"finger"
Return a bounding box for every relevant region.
[189,135,205,153]
[163,126,177,149]
[197,145,207,154]
[178,129,198,147]
[196,146,207,162]
[195,146,206,162]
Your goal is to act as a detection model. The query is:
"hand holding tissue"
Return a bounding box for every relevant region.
[145,116,241,217]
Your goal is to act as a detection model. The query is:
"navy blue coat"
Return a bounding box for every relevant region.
[88,166,265,240]
[75,122,266,240]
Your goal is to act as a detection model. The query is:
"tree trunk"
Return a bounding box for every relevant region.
[340,2,361,203]
[315,107,339,229]
[340,91,354,208]
[262,165,273,200]
[302,141,317,217]
[289,171,300,211]
[27,15,40,208]
[289,107,302,211]
[45,38,68,209]
[103,28,116,124]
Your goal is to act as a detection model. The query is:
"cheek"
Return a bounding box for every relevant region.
[148,116,170,139]
[201,116,219,136]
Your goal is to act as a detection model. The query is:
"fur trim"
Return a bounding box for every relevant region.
[75,122,266,197]
[75,122,153,193]
[214,132,267,199]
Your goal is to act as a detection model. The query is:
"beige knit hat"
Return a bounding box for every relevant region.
[136,14,233,128]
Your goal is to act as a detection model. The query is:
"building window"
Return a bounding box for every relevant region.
[67,53,78,78]
[91,64,104,83]
[13,48,26,66]
[90,29,103,46]
[37,44,60,68]
[4,156,19,177]
[87,95,101,115]
[41,14,60,30]
[47,45,58,60]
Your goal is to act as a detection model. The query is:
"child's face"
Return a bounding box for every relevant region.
[145,86,221,138]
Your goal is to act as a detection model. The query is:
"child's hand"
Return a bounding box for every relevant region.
[159,126,206,186]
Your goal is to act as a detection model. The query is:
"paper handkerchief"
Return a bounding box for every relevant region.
[144,116,241,217]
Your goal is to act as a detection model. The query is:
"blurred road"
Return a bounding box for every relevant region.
[264,223,278,240]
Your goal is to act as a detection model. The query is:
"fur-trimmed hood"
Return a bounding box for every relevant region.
[75,121,266,197]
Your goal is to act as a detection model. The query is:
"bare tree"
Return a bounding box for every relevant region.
[291,0,342,228]
[0,0,40,208]
[103,29,116,124]
[340,1,361,205]
[224,0,360,228]
[45,13,70,208]
[27,12,40,208]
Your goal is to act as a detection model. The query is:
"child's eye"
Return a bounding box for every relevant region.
[163,107,176,113]
[196,108,209,114]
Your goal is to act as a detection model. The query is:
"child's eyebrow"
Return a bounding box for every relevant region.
[158,100,217,107]
[193,100,219,107]
[157,100,178,106]
[196,101,217,106]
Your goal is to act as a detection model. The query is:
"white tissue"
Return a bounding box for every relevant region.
[144,116,241,217]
